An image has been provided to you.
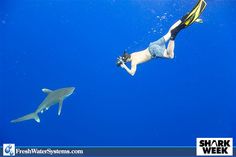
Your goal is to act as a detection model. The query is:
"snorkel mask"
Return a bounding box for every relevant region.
[116,51,131,67]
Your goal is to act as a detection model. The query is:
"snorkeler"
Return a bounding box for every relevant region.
[117,0,207,76]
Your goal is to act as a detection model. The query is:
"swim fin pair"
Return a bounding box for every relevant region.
[171,0,207,40]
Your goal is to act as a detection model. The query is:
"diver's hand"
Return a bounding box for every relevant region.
[120,62,125,68]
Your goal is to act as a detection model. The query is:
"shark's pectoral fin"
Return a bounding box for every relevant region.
[42,88,53,94]
[58,99,64,116]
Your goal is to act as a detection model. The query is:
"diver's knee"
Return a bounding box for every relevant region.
[165,50,174,59]
[168,53,174,59]
[163,53,174,59]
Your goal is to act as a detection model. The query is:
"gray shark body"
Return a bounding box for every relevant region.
[11,87,75,123]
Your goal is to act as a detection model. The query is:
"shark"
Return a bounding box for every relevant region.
[11,87,75,123]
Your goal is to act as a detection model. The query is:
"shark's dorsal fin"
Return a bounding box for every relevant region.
[42,88,53,94]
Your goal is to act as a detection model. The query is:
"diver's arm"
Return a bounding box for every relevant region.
[121,63,137,76]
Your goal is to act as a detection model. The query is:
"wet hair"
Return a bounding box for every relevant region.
[116,51,131,67]
[121,51,131,63]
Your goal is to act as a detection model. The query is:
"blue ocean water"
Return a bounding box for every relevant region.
[0,0,235,147]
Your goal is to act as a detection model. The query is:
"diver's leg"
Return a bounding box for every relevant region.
[170,13,196,40]
[163,20,182,42]
[167,40,175,59]
[163,32,171,42]
[169,20,182,31]
[170,23,185,40]
[162,20,181,58]
[162,39,175,59]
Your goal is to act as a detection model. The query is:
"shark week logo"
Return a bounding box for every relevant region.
[196,138,233,156]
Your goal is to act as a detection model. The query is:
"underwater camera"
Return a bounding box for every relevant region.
[116,56,123,67]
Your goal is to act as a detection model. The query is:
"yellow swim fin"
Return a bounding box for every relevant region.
[182,0,207,27]
[170,0,207,40]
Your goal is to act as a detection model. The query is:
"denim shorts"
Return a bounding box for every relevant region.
[148,37,166,58]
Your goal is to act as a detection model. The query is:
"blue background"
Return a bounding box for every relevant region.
[0,0,235,146]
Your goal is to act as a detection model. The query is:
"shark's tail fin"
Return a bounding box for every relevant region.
[11,112,40,123]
